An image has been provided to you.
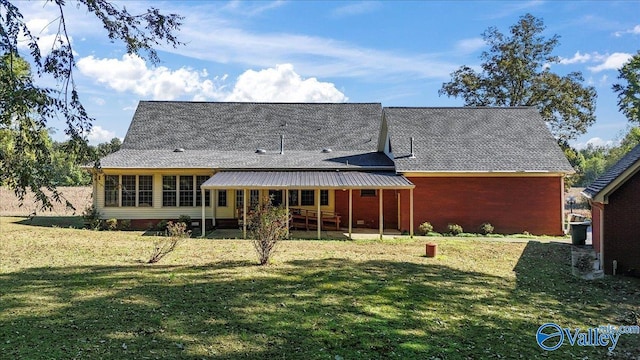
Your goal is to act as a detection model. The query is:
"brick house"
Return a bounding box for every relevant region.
[92,101,572,238]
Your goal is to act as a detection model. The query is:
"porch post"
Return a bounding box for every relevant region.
[201,188,205,237]
[285,188,289,238]
[379,189,383,239]
[348,189,353,240]
[410,188,414,238]
[212,190,216,227]
[243,188,247,239]
[317,188,321,240]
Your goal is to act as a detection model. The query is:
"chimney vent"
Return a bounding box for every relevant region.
[410,137,416,158]
[280,134,284,155]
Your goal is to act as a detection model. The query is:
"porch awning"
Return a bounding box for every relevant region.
[200,171,414,189]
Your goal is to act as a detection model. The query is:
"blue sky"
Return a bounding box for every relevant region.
[21,0,640,149]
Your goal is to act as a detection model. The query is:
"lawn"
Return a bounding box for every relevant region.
[1,216,638,359]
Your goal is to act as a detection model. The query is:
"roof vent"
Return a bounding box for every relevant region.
[255,148,266,154]
[173,148,185,153]
[280,134,284,155]
[321,148,332,153]
[409,137,416,159]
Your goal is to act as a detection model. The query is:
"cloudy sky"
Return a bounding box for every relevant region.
[20,1,640,149]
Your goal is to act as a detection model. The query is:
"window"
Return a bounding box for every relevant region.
[218,190,227,207]
[121,175,136,207]
[250,190,260,209]
[104,175,119,207]
[179,176,194,207]
[360,189,376,197]
[196,176,210,207]
[320,190,329,206]
[288,189,299,206]
[138,175,153,207]
[301,190,314,206]
[163,176,177,207]
[269,190,283,206]
[236,190,244,209]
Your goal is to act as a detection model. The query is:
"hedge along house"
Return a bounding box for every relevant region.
[582,144,640,276]
[92,101,572,238]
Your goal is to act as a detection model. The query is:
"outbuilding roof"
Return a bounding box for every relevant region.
[583,144,640,202]
[384,107,573,173]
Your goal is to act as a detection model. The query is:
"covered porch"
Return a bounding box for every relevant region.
[200,171,415,240]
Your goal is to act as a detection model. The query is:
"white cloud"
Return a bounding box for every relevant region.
[87,125,116,144]
[455,38,485,54]
[18,18,72,57]
[172,8,457,80]
[225,64,347,102]
[559,51,592,64]
[588,52,633,72]
[332,2,381,17]
[77,54,225,100]
[573,137,617,150]
[614,24,640,37]
[78,55,346,103]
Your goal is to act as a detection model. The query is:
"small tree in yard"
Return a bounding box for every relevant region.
[148,221,190,264]
[247,197,290,265]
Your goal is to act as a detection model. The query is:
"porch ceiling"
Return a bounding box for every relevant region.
[200,171,415,189]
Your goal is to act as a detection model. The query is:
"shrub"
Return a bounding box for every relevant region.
[82,205,102,230]
[247,196,290,265]
[178,215,192,229]
[447,224,463,236]
[156,219,168,231]
[425,232,443,237]
[105,218,118,231]
[479,222,494,235]
[148,221,190,264]
[118,219,131,230]
[418,222,433,235]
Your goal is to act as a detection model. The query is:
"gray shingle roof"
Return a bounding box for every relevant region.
[99,149,394,170]
[384,107,573,172]
[583,144,640,198]
[122,101,382,151]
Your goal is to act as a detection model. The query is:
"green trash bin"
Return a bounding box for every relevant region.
[569,221,590,246]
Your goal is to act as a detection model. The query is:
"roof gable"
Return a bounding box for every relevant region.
[384,107,573,173]
[121,101,382,152]
[583,144,640,202]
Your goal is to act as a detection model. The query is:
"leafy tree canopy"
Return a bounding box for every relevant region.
[612,51,640,124]
[0,0,182,210]
[439,13,597,141]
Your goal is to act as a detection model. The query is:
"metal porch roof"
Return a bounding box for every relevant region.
[201,171,415,189]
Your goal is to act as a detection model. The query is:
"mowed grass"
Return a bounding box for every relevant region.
[1,217,639,359]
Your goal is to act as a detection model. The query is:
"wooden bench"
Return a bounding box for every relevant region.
[290,208,341,231]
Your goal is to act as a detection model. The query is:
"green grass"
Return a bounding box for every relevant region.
[1,216,639,359]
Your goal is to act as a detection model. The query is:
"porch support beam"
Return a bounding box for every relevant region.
[285,188,289,238]
[379,189,383,239]
[317,188,321,240]
[201,188,205,238]
[348,189,353,240]
[212,190,216,227]
[410,188,414,238]
[243,188,247,239]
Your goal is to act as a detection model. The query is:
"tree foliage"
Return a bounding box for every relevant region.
[0,0,182,210]
[247,196,290,265]
[612,51,640,124]
[439,13,597,141]
[569,127,640,187]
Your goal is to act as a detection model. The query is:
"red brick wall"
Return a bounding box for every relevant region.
[335,189,398,229]
[602,173,640,276]
[398,176,564,235]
